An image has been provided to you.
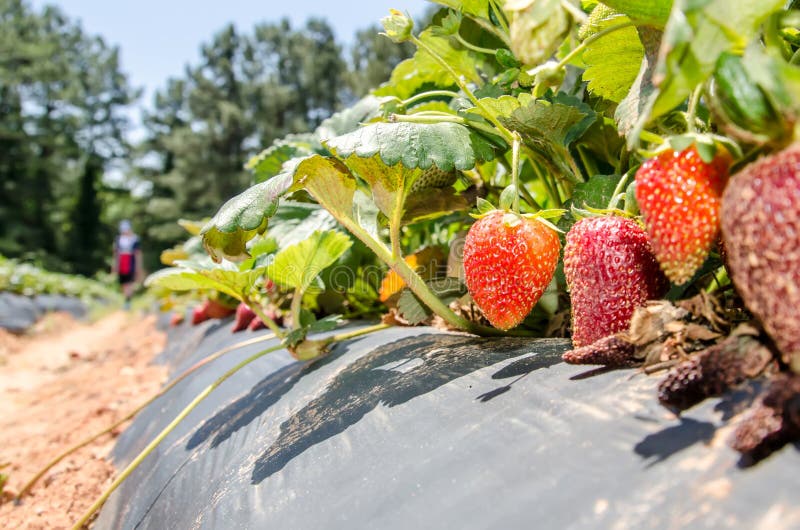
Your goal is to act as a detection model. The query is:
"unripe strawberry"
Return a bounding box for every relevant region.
[721,143,800,364]
[635,144,731,284]
[463,210,560,330]
[204,299,236,319]
[564,216,668,347]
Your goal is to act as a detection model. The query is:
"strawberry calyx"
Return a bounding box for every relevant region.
[472,197,565,233]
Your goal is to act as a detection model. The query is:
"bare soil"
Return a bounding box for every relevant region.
[0,311,167,529]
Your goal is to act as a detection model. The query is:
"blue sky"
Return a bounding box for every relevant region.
[30,0,431,109]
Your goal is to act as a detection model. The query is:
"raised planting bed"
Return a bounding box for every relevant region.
[94,322,800,529]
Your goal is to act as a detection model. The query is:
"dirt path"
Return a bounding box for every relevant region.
[0,311,167,529]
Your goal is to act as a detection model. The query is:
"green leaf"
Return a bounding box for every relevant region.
[601,0,673,27]
[200,167,297,263]
[315,95,392,142]
[616,0,784,146]
[397,277,468,325]
[267,230,353,294]
[431,0,490,19]
[342,154,420,219]
[571,174,621,209]
[507,0,571,66]
[580,12,644,102]
[266,201,338,250]
[246,136,315,184]
[374,57,457,100]
[402,187,474,224]
[614,26,663,145]
[145,261,267,301]
[498,92,596,179]
[325,121,496,172]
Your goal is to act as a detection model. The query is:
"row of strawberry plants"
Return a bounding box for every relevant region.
[62,1,800,526]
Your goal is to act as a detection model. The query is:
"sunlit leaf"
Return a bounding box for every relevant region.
[266,230,353,294]
[200,168,297,263]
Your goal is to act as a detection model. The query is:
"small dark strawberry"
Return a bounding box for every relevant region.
[721,143,800,365]
[231,303,256,332]
[562,334,638,367]
[463,210,560,330]
[658,332,773,412]
[635,144,731,284]
[564,216,668,348]
[731,374,800,463]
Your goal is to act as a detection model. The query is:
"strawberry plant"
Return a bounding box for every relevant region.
[66,1,800,525]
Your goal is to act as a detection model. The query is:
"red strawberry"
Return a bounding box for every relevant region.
[463,210,560,330]
[191,303,210,325]
[249,315,266,331]
[231,303,256,332]
[721,143,800,365]
[204,299,236,319]
[564,216,668,347]
[635,144,731,284]
[169,312,185,327]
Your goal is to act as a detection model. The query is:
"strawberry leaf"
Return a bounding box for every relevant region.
[145,260,267,301]
[498,92,596,180]
[325,121,496,171]
[431,0,489,19]
[580,12,643,103]
[315,95,391,142]
[246,136,315,184]
[601,0,672,27]
[266,230,352,294]
[200,168,298,263]
[397,278,468,325]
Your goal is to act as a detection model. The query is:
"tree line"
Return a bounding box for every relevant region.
[0,0,415,275]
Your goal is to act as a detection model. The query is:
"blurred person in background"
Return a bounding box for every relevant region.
[112,220,143,309]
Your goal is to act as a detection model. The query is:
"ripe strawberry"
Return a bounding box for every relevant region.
[204,299,236,319]
[564,216,668,347]
[635,144,731,284]
[249,315,266,331]
[191,303,210,325]
[169,311,185,327]
[463,210,560,330]
[231,303,256,332]
[721,143,800,364]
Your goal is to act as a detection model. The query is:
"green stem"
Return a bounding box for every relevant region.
[290,287,304,330]
[518,182,544,211]
[607,167,636,211]
[455,33,498,56]
[16,332,276,501]
[791,47,800,65]
[329,322,391,343]
[71,343,284,530]
[529,154,563,208]
[401,90,462,108]
[511,131,521,213]
[468,13,511,47]
[411,34,514,144]
[639,130,665,145]
[392,112,505,142]
[555,21,637,70]
[488,0,510,36]
[576,145,599,178]
[243,297,285,339]
[686,85,703,133]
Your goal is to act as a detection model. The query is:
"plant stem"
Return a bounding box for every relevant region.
[606,167,636,211]
[468,13,511,47]
[511,131,521,213]
[243,297,284,339]
[391,113,505,143]
[639,130,665,145]
[290,287,303,330]
[685,85,703,133]
[455,33,498,56]
[401,90,462,108]
[555,21,637,70]
[16,332,276,501]
[488,0,510,36]
[329,322,391,343]
[71,343,284,530]
[411,34,515,144]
